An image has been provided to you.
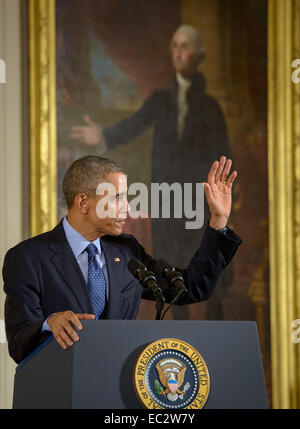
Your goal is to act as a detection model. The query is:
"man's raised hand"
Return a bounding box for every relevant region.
[203,155,237,230]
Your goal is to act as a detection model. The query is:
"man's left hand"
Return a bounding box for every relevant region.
[203,155,237,230]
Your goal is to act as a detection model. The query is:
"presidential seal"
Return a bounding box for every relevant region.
[133,338,210,409]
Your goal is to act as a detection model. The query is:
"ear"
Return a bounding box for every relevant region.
[74,193,89,214]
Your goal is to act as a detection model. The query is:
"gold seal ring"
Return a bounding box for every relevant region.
[133,338,210,409]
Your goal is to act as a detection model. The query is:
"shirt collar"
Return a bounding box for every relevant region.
[63,216,102,258]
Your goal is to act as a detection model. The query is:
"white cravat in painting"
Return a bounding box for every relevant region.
[176,72,191,138]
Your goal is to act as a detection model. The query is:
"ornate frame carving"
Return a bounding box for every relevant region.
[29,0,57,235]
[268,0,300,409]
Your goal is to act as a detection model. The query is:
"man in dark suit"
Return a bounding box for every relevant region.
[3,154,241,364]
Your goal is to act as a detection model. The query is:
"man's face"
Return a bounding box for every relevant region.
[87,172,129,236]
[171,30,198,79]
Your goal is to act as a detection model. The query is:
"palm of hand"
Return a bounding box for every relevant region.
[203,156,237,226]
[208,181,232,218]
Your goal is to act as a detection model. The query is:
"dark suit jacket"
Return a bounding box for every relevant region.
[3,221,241,363]
[104,72,230,185]
[103,73,232,267]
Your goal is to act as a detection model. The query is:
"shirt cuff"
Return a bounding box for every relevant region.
[41,313,56,332]
[216,226,228,235]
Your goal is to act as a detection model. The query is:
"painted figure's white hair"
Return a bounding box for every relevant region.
[172,25,206,62]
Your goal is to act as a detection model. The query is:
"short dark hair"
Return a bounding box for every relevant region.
[63,155,122,209]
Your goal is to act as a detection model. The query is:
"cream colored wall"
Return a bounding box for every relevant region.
[0,0,23,409]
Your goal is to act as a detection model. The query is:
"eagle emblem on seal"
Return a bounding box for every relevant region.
[155,358,188,402]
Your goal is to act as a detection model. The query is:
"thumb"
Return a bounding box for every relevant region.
[203,182,214,204]
[83,114,94,126]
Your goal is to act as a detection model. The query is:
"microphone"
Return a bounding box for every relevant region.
[128,259,165,321]
[154,260,188,320]
[155,259,188,296]
[128,259,160,292]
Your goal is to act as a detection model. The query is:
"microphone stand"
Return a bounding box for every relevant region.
[156,263,188,320]
[161,289,185,320]
[141,270,165,320]
[128,260,165,320]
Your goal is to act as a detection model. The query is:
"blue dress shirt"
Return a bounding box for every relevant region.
[42,217,109,331]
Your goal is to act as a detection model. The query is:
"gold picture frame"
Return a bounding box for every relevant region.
[28,0,300,408]
[29,0,57,235]
[268,0,300,409]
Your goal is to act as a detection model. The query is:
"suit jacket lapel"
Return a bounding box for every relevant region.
[101,237,124,319]
[48,221,93,314]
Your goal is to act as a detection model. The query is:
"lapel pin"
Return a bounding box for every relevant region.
[114,257,120,262]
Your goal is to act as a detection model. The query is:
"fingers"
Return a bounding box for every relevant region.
[48,311,79,350]
[207,161,219,186]
[55,334,70,351]
[77,313,95,320]
[220,158,232,182]
[58,327,75,350]
[70,115,94,133]
[71,126,86,133]
[226,170,238,188]
[48,311,95,351]
[208,156,236,186]
[63,322,80,342]
[215,156,226,182]
[70,127,84,142]
[70,120,100,145]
